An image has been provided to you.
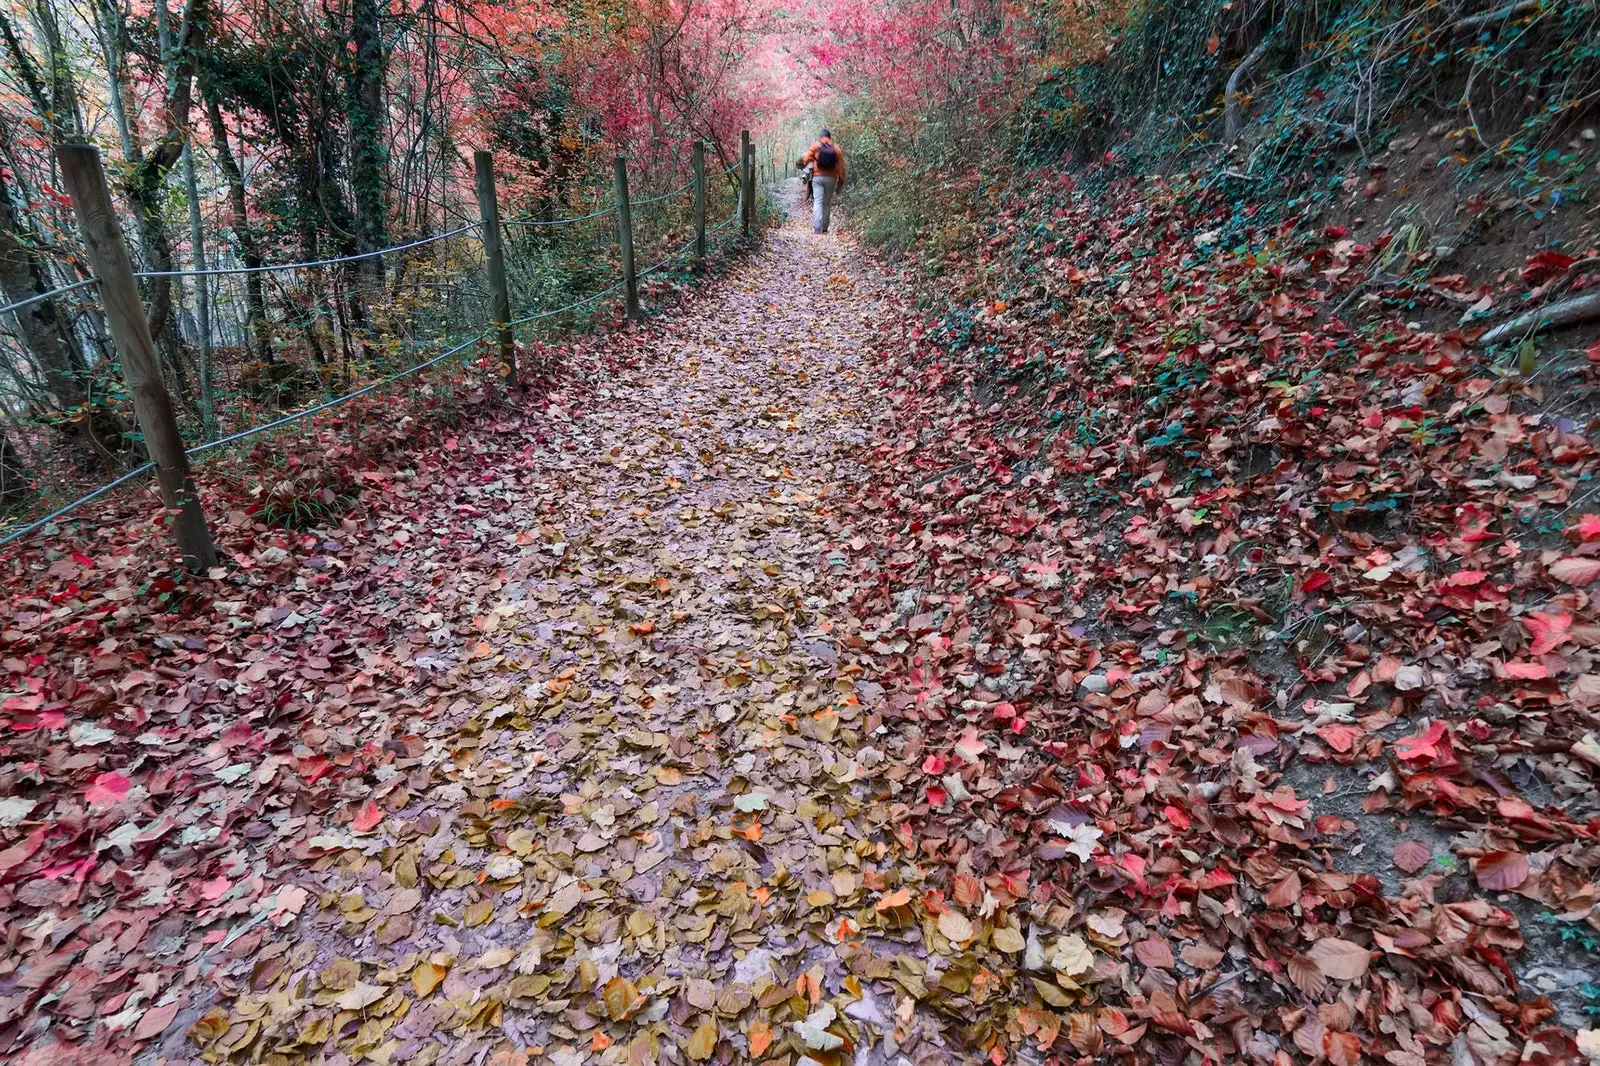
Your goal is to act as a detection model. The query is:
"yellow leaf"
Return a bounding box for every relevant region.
[603,976,644,1021]
[656,766,683,785]
[994,926,1026,953]
[411,962,447,997]
[937,910,974,944]
[463,899,493,927]
[686,1017,718,1061]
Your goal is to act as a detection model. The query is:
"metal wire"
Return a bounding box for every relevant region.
[132,224,484,279]
[0,199,751,550]
[629,176,697,209]
[508,279,626,327]
[187,333,487,457]
[0,462,157,549]
[0,277,99,319]
[505,206,615,229]
[0,332,489,549]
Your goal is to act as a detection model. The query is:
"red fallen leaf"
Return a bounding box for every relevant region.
[1302,570,1331,593]
[352,799,385,833]
[0,827,46,876]
[1499,660,1551,680]
[1132,937,1173,968]
[198,875,232,900]
[1392,839,1432,873]
[1524,610,1573,656]
[1394,721,1450,762]
[1323,1030,1363,1066]
[1549,556,1600,586]
[1443,569,1487,587]
[84,771,131,807]
[1316,724,1361,753]
[1199,868,1236,890]
[1265,870,1302,908]
[132,1000,181,1041]
[922,754,947,774]
[926,786,948,808]
[1473,850,1529,891]
[1521,250,1575,285]
[1575,514,1600,541]
[1161,804,1190,829]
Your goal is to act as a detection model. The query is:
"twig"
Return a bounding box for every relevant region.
[1448,0,1541,35]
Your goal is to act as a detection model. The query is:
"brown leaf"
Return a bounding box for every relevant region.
[1286,953,1328,997]
[1392,839,1432,874]
[1307,938,1371,981]
[1180,942,1224,969]
[604,976,644,1021]
[1132,938,1173,969]
[1473,850,1529,891]
[412,962,447,997]
[1264,870,1302,908]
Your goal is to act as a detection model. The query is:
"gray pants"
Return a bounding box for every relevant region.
[811,175,837,233]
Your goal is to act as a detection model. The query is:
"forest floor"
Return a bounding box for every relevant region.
[8,175,1600,1066]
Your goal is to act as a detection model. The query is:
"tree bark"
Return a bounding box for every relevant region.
[1224,31,1276,147]
[1478,292,1600,346]
[348,0,388,285]
[203,97,273,365]
[0,140,124,465]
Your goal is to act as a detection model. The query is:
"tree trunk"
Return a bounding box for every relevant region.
[0,425,31,512]
[204,97,273,365]
[348,0,387,286]
[0,155,124,465]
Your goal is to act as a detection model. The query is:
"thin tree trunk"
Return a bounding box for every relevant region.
[181,141,215,437]
[0,143,124,465]
[204,97,273,365]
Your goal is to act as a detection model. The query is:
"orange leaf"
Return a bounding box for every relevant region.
[353,800,384,833]
[748,1021,774,1057]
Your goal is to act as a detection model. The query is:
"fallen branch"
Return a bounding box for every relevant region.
[1447,0,1541,35]
[1477,291,1600,346]
[1224,32,1278,146]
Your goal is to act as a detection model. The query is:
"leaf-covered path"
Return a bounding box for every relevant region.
[174,189,950,1066]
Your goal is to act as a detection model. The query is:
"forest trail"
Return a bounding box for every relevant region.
[171,186,951,1066]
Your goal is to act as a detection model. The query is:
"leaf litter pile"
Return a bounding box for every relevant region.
[831,167,1600,1065]
[3,171,1600,1066]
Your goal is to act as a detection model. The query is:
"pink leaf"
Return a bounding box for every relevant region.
[1549,557,1600,586]
[85,771,131,807]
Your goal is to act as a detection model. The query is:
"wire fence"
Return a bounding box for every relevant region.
[0,147,774,552]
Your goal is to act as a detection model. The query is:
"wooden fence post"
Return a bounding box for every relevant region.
[613,155,641,321]
[692,139,707,269]
[739,129,752,237]
[56,143,218,573]
[474,150,516,386]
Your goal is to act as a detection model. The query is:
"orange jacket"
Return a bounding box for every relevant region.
[801,138,845,188]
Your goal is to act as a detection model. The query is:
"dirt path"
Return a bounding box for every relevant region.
[175,188,965,1066]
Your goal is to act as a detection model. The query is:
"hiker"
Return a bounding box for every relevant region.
[798,129,844,233]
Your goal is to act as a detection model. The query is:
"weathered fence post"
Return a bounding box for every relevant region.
[474,150,516,387]
[739,129,752,237]
[56,143,218,573]
[614,155,641,322]
[692,140,707,269]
